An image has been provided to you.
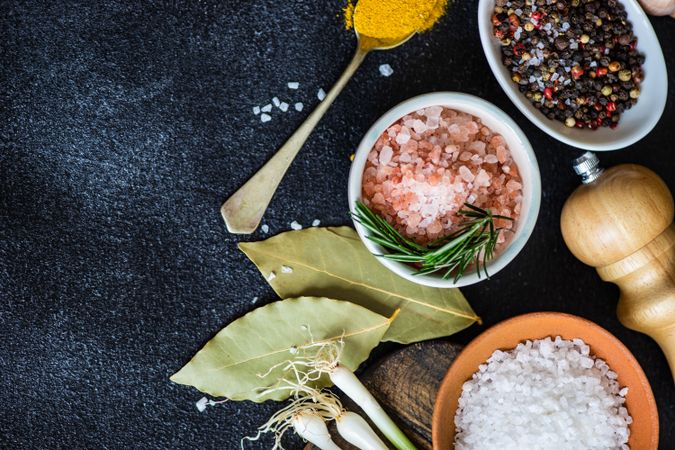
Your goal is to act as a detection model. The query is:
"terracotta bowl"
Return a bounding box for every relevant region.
[432,312,659,450]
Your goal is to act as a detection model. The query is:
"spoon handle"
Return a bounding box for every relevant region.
[221,47,370,234]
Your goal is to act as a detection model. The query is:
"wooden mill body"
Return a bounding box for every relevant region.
[561,164,675,379]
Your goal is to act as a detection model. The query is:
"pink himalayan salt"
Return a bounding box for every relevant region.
[361,107,523,245]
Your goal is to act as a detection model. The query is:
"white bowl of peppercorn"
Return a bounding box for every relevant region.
[478,0,667,151]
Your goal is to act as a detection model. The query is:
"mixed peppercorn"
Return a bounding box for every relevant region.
[492,0,644,129]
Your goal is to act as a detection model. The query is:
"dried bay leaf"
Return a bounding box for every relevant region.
[170,296,393,402]
[239,227,480,344]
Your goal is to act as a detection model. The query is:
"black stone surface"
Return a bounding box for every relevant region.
[1,1,673,449]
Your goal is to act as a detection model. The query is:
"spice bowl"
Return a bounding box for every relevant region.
[348,92,541,288]
[432,312,659,450]
[478,0,668,151]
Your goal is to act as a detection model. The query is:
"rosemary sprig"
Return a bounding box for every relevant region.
[352,201,513,282]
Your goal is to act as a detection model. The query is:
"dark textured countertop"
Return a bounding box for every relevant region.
[1,1,673,449]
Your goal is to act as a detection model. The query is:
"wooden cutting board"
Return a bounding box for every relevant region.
[305,340,462,450]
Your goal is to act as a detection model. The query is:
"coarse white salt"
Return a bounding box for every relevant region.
[281,265,293,273]
[312,219,321,227]
[454,337,632,450]
[295,102,304,112]
[272,97,281,107]
[251,296,258,304]
[317,88,326,101]
[287,81,299,89]
[379,64,394,77]
[253,106,261,115]
[261,104,273,113]
[290,220,302,230]
[196,397,209,412]
[279,102,289,112]
[261,224,269,233]
[260,113,271,123]
[267,271,276,281]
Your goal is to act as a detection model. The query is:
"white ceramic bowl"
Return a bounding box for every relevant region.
[478,0,668,151]
[348,92,542,288]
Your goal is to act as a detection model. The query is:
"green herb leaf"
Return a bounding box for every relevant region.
[239,227,479,344]
[170,297,392,402]
[353,201,513,282]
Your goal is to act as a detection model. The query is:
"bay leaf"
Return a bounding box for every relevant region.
[170,296,393,402]
[239,227,480,344]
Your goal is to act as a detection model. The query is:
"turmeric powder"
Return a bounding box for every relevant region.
[344,0,448,44]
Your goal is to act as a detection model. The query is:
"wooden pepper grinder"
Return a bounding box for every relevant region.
[561,152,675,379]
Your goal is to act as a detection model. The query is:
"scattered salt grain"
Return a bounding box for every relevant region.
[290,220,302,230]
[251,296,258,304]
[294,102,304,112]
[279,102,289,112]
[267,271,276,281]
[261,224,269,233]
[454,337,632,450]
[196,397,209,413]
[317,88,326,101]
[281,265,293,273]
[260,113,271,123]
[261,104,273,113]
[287,81,300,89]
[272,97,281,107]
[253,106,261,115]
[312,219,321,227]
[379,64,394,77]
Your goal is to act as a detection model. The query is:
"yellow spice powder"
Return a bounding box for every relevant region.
[344,0,447,43]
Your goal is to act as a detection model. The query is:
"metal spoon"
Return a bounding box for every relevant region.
[220,30,415,234]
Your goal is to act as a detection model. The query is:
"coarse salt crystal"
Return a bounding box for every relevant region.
[251,296,258,304]
[312,219,320,227]
[281,265,293,273]
[455,337,632,450]
[379,64,394,77]
[290,220,302,230]
[287,81,299,89]
[196,397,209,412]
[261,104,273,113]
[260,113,271,123]
[272,97,280,107]
[261,224,269,233]
[317,88,326,101]
[294,102,304,112]
[267,271,276,281]
[279,102,289,112]
[379,145,393,165]
[395,132,411,145]
[253,106,261,115]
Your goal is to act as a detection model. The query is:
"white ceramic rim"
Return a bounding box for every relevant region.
[477,0,668,151]
[348,92,542,288]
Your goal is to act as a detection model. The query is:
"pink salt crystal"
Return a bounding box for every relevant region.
[413,119,427,134]
[427,220,443,234]
[475,169,491,187]
[459,151,472,161]
[468,141,486,155]
[396,132,410,145]
[506,179,522,192]
[485,154,499,164]
[426,116,440,130]
[373,192,385,204]
[425,106,443,118]
[379,146,393,165]
[459,165,474,182]
[496,146,508,163]
[400,153,412,163]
